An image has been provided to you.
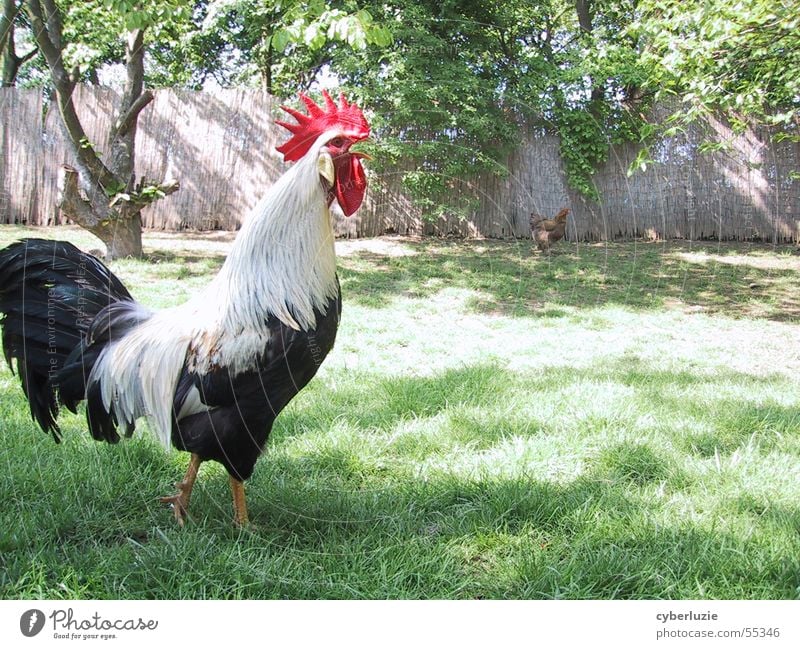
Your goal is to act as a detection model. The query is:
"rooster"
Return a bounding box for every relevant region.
[0,91,370,526]
[531,207,569,252]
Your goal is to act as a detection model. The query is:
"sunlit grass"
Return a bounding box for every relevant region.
[0,225,799,599]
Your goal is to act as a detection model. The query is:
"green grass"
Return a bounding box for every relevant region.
[1,225,800,599]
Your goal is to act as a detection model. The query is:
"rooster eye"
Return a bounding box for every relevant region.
[328,137,345,148]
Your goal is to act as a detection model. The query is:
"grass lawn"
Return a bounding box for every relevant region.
[1,224,799,599]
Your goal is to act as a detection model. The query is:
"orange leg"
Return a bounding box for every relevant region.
[230,477,249,527]
[159,453,202,526]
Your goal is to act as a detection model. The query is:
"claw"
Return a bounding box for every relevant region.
[159,483,191,526]
[159,454,202,527]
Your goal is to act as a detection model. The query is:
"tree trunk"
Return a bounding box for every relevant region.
[574,0,605,106]
[575,0,593,34]
[90,212,143,260]
[56,163,139,258]
[57,163,177,259]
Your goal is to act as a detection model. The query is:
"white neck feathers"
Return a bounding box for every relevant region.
[183,133,341,373]
[208,146,339,332]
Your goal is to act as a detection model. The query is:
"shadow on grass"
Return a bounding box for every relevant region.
[2,358,798,598]
[337,239,800,321]
[3,227,797,322]
[142,250,227,266]
[5,450,798,599]
[138,236,800,321]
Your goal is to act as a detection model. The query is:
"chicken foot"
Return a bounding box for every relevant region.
[159,453,202,526]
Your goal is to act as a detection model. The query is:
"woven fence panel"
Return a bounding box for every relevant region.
[1,86,798,242]
[0,88,43,225]
[135,88,285,230]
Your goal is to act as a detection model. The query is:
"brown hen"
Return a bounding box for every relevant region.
[531,207,569,252]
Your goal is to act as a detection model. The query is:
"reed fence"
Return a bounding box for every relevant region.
[1,86,797,242]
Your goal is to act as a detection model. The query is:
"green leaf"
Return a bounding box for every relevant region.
[272,28,290,53]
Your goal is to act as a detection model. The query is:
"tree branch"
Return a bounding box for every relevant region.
[575,0,593,34]
[155,178,180,197]
[0,0,20,54]
[124,28,144,100]
[26,0,58,66]
[114,89,153,138]
[109,177,180,209]
[1,0,27,85]
[39,0,60,50]
[108,28,148,185]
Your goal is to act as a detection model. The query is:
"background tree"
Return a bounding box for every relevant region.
[193,0,391,92]
[24,0,187,258]
[10,0,796,237]
[12,0,391,255]
[322,0,650,208]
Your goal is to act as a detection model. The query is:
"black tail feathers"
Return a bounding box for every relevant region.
[59,299,152,443]
[0,239,134,440]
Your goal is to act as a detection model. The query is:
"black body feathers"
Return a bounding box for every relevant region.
[171,291,342,481]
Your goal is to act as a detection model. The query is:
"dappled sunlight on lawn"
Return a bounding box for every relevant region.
[335,237,800,322]
[337,236,420,258]
[672,250,800,272]
[2,225,800,598]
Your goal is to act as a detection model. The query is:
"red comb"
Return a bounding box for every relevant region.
[276,90,370,163]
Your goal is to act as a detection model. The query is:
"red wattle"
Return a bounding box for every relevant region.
[335,155,367,217]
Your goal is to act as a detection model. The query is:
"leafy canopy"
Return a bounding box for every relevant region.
[12,0,798,211]
[637,0,799,134]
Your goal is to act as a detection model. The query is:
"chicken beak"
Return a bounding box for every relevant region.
[318,152,335,186]
[348,139,373,161]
